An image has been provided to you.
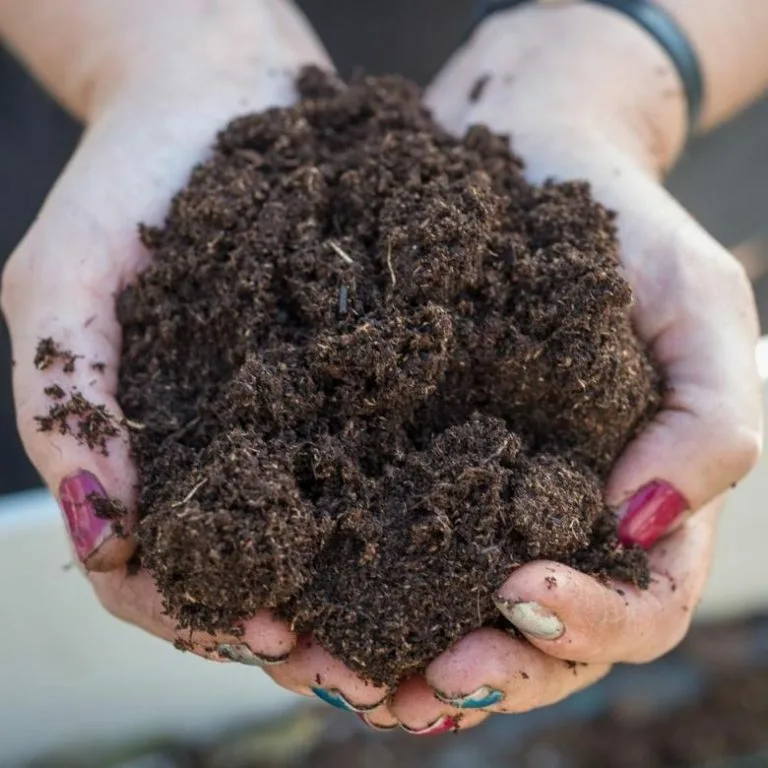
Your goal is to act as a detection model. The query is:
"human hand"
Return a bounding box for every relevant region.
[379,4,762,734]
[1,0,396,721]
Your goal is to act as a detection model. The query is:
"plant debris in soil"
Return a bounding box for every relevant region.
[116,67,662,686]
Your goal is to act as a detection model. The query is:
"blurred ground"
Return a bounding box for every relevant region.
[1,0,767,494]
[25,615,768,768]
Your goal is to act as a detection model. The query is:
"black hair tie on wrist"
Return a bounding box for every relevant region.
[469,0,704,134]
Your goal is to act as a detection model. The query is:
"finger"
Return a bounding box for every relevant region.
[389,677,489,736]
[89,568,297,665]
[609,220,762,545]
[494,501,720,664]
[267,634,390,713]
[420,628,610,717]
[427,68,763,545]
[2,252,139,572]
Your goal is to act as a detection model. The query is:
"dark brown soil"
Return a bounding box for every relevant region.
[34,337,79,373]
[117,67,660,686]
[34,337,121,455]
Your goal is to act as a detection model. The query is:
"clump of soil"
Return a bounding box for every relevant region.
[117,67,661,686]
[35,389,119,454]
[34,337,79,373]
[34,339,119,455]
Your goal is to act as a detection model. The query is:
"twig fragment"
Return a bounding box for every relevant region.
[329,240,354,265]
[172,478,208,508]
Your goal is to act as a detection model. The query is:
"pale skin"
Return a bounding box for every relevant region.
[1,0,765,733]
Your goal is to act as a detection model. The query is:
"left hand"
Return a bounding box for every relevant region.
[374,5,762,735]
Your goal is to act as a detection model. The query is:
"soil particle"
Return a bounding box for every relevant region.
[89,493,127,521]
[36,386,120,455]
[44,384,66,400]
[34,337,79,372]
[117,68,660,686]
[469,74,491,103]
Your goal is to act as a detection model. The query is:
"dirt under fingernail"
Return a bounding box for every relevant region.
[116,67,661,687]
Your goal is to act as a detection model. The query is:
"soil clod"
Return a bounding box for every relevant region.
[34,337,79,372]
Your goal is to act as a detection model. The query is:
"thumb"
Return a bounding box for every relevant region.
[0,144,146,573]
[609,218,763,549]
[2,279,138,571]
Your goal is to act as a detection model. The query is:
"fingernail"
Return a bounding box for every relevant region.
[617,481,689,550]
[216,644,289,667]
[311,688,386,713]
[401,715,458,736]
[494,598,565,640]
[357,713,398,731]
[58,470,114,564]
[435,685,505,709]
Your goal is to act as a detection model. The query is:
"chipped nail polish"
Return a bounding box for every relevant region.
[617,481,689,550]
[217,643,289,667]
[495,598,565,640]
[312,687,385,713]
[435,685,505,709]
[58,470,114,564]
[402,715,458,736]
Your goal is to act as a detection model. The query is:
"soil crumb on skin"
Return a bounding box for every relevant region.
[117,68,661,686]
[88,493,127,521]
[36,387,120,455]
[34,337,79,372]
[469,73,491,103]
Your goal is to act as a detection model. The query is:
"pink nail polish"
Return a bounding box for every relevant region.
[59,470,113,564]
[402,715,458,736]
[617,481,689,550]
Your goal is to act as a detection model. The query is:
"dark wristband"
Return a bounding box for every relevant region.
[470,0,704,133]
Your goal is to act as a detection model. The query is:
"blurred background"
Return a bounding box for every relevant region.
[1,1,767,766]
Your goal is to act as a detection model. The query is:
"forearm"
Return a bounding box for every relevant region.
[657,0,768,131]
[0,0,329,122]
[471,1,768,172]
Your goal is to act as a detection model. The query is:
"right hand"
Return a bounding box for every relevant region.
[2,2,398,725]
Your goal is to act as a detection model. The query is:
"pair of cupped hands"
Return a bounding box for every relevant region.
[1,2,761,736]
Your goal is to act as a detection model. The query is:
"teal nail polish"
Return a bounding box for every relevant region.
[312,687,352,711]
[436,685,505,709]
[312,687,383,713]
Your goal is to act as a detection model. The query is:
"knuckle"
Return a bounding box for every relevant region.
[673,238,754,300]
[632,613,693,664]
[716,253,753,297]
[730,425,763,477]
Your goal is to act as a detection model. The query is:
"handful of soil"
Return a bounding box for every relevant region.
[117,67,661,686]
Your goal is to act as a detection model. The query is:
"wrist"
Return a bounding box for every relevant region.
[18,0,331,123]
[466,3,688,175]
